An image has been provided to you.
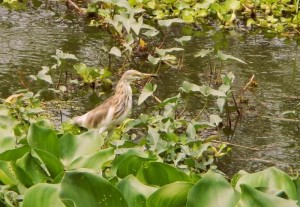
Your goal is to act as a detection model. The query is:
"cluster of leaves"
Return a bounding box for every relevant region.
[0,116,300,206]
[86,0,300,39]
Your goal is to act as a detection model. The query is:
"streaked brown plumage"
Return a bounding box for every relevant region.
[73,70,157,133]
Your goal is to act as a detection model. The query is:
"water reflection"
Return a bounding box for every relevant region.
[0,6,300,174]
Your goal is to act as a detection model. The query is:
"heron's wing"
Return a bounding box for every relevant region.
[74,97,115,128]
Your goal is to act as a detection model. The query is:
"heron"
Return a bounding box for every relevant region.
[73,70,157,134]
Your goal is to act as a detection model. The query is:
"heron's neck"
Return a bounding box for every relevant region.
[115,81,132,97]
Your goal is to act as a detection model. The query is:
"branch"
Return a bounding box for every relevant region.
[66,0,85,15]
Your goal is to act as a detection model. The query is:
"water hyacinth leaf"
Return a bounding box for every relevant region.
[137,162,191,186]
[27,123,59,158]
[174,36,191,45]
[116,155,154,178]
[147,182,193,207]
[138,83,157,105]
[67,147,115,170]
[194,49,213,58]
[236,184,298,207]
[0,145,30,161]
[23,183,64,207]
[148,54,160,65]
[186,123,196,140]
[116,175,157,207]
[109,46,122,57]
[209,115,222,127]
[187,170,239,207]
[235,167,297,200]
[111,149,148,177]
[217,50,246,64]
[59,131,105,166]
[16,152,49,184]
[0,160,33,187]
[33,149,64,179]
[59,171,128,207]
[158,18,184,27]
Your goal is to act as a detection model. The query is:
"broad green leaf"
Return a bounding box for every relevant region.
[158,18,184,27]
[27,123,59,158]
[16,152,49,184]
[181,9,195,22]
[109,46,122,57]
[0,116,16,153]
[0,160,33,187]
[59,171,128,207]
[181,81,201,93]
[236,184,298,207]
[117,154,155,178]
[148,54,160,65]
[37,66,53,84]
[158,94,180,108]
[209,115,222,126]
[155,47,184,56]
[138,83,157,105]
[33,149,64,179]
[59,131,105,166]
[67,147,115,170]
[116,175,157,207]
[235,167,298,200]
[217,50,246,64]
[137,162,191,186]
[147,182,193,207]
[174,36,191,45]
[194,49,213,57]
[186,123,196,140]
[187,170,239,207]
[23,183,64,207]
[0,145,30,161]
[217,98,226,113]
[111,149,148,177]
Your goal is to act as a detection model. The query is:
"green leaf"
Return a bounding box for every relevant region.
[67,147,115,170]
[236,184,298,207]
[187,170,239,207]
[235,167,298,200]
[217,98,226,113]
[0,160,33,187]
[59,131,105,166]
[36,66,53,84]
[137,162,191,186]
[0,145,30,161]
[158,18,184,27]
[23,183,65,207]
[217,50,246,64]
[147,182,193,207]
[181,81,201,93]
[117,154,155,178]
[59,171,128,207]
[194,49,213,58]
[209,115,222,126]
[27,123,59,158]
[16,152,49,184]
[138,83,157,105]
[116,175,157,207]
[109,46,122,57]
[33,149,64,179]
[174,36,191,45]
[148,54,160,65]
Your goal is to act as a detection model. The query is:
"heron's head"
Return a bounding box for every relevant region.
[120,70,157,83]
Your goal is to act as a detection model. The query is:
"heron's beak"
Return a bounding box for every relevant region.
[141,73,158,79]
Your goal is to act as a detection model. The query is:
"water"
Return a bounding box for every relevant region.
[0,5,300,175]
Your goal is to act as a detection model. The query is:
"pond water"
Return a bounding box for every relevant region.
[0,4,300,175]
